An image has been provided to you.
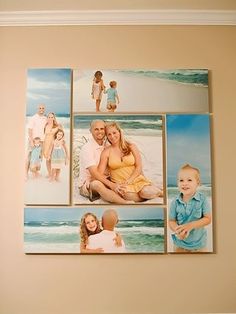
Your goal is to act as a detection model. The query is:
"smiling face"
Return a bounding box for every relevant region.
[106,125,121,146]
[47,113,55,123]
[90,120,105,144]
[56,130,64,140]
[85,214,98,233]
[37,104,45,116]
[178,168,200,200]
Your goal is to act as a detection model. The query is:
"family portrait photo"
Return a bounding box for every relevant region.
[24,206,165,254]
[73,69,209,113]
[73,114,164,205]
[166,114,213,253]
[24,68,71,205]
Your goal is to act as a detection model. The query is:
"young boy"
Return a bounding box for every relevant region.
[168,164,211,252]
[104,81,120,112]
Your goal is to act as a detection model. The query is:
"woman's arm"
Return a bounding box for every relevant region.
[125,144,143,184]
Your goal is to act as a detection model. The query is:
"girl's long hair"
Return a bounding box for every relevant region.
[44,112,59,132]
[105,122,131,156]
[80,213,102,246]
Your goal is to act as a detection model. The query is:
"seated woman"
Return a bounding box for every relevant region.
[98,121,163,202]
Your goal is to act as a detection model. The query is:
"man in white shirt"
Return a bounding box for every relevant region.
[87,209,126,253]
[79,120,129,204]
[25,104,47,178]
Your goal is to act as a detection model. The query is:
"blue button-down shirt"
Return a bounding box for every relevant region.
[169,191,211,250]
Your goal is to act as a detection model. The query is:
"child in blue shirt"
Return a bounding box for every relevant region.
[104,81,120,112]
[169,164,211,252]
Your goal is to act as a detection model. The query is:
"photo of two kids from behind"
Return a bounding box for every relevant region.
[91,70,119,113]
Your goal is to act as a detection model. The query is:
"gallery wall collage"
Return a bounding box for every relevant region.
[24,69,213,254]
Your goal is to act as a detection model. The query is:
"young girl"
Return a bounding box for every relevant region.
[168,164,212,252]
[80,212,122,253]
[104,80,120,112]
[29,137,42,178]
[91,70,105,112]
[49,129,69,182]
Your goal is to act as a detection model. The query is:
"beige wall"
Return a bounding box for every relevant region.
[1,25,236,314]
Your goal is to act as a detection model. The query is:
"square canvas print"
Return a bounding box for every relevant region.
[73,69,209,113]
[166,114,213,253]
[24,69,71,205]
[24,206,165,254]
[73,114,164,205]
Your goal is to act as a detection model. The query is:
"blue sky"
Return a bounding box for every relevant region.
[24,207,164,222]
[26,69,71,115]
[166,114,212,185]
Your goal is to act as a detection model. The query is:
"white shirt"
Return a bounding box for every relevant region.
[78,135,105,187]
[87,230,126,253]
[27,113,47,141]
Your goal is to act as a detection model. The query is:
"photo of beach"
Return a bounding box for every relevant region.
[24,206,165,254]
[73,69,209,113]
[73,114,164,205]
[166,114,213,253]
[24,69,71,205]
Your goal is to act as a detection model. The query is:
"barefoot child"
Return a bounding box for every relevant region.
[91,70,105,112]
[49,129,69,182]
[80,212,122,253]
[104,80,120,112]
[168,164,211,252]
[29,137,42,178]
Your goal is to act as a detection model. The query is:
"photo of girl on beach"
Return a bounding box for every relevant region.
[73,114,164,205]
[24,69,71,205]
[73,69,209,113]
[24,206,165,254]
[166,114,213,253]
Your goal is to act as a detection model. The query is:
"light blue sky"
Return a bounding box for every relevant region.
[24,207,164,222]
[26,69,71,115]
[166,114,212,185]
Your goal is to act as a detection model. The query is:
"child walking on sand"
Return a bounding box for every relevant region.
[104,80,120,112]
[168,164,211,252]
[91,70,105,112]
[29,137,42,178]
[80,212,122,253]
[49,129,69,182]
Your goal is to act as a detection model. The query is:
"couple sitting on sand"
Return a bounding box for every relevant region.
[79,119,163,204]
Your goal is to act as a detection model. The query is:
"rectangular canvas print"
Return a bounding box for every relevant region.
[166,114,213,253]
[24,69,71,205]
[73,114,164,205]
[24,206,165,254]
[73,69,209,113]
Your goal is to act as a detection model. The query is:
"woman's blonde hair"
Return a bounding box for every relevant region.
[105,121,131,156]
[45,112,59,131]
[80,212,102,246]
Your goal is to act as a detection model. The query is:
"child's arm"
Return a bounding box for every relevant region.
[62,140,69,165]
[175,213,211,238]
[113,232,122,247]
[80,243,104,253]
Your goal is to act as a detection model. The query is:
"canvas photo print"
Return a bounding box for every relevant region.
[73,114,164,205]
[166,114,213,253]
[73,69,209,113]
[24,69,71,205]
[24,206,165,254]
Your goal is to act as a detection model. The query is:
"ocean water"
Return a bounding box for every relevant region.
[74,114,162,134]
[119,69,208,87]
[24,219,164,253]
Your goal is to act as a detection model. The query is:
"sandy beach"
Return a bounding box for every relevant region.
[73,129,164,205]
[73,69,208,113]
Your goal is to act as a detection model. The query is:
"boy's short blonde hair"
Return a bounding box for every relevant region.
[109,81,117,88]
[179,164,201,183]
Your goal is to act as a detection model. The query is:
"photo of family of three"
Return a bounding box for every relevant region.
[73,115,164,205]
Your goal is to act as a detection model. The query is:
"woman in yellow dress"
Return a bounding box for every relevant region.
[42,112,61,178]
[98,121,163,202]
